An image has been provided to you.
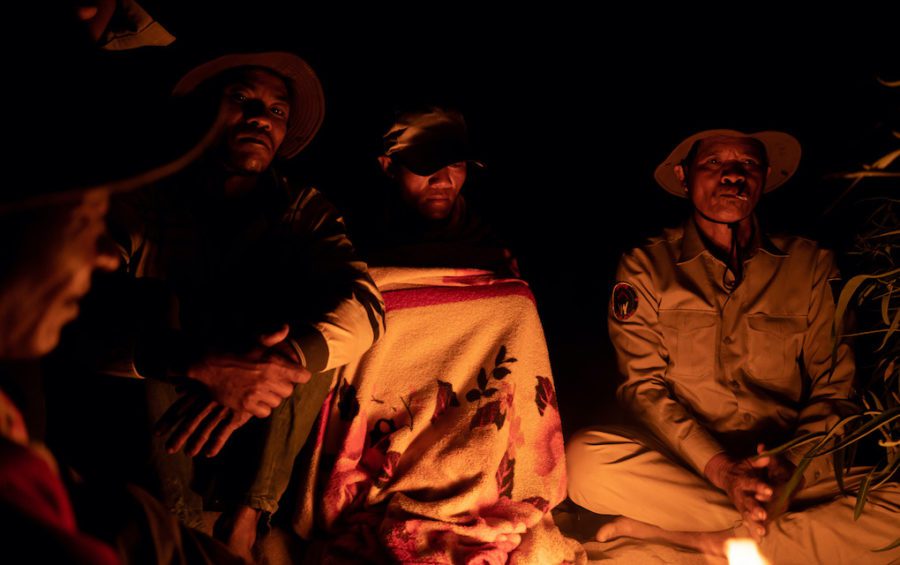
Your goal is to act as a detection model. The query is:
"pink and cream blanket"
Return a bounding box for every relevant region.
[294,268,583,564]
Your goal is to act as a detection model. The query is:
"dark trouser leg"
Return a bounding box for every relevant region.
[146,378,204,529]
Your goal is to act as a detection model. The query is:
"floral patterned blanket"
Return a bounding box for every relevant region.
[293,268,583,564]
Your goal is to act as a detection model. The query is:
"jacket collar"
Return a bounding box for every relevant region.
[677,215,787,264]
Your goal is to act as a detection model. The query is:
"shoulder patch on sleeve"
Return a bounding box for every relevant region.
[611,282,639,321]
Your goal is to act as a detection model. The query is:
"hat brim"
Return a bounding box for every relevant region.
[1,111,226,213]
[654,129,801,198]
[173,52,325,159]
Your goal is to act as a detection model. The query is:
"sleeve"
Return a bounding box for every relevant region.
[282,186,385,373]
[794,248,855,436]
[609,248,724,474]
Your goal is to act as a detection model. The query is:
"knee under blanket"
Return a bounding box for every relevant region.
[294,268,583,564]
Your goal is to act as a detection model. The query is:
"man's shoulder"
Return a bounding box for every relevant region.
[270,172,326,212]
[272,174,344,232]
[769,232,828,253]
[273,172,317,202]
[619,225,684,262]
[767,232,836,268]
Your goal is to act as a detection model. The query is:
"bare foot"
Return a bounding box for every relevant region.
[215,505,260,562]
[596,516,730,556]
[596,516,639,542]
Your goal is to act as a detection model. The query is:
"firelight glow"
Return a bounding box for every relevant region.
[725,538,769,565]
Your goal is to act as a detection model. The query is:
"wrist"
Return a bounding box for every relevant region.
[185,356,213,386]
[269,338,305,367]
[287,337,307,367]
[703,452,731,489]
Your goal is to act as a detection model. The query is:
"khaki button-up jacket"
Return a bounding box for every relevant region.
[609,219,853,473]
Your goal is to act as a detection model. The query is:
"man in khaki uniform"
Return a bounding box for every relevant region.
[566,129,900,562]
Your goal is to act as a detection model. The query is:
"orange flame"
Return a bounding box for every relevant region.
[725,538,769,565]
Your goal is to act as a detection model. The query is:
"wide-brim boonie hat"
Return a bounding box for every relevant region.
[2,21,220,213]
[654,129,801,197]
[173,51,325,159]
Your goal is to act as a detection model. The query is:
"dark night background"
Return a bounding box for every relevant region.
[46,5,899,445]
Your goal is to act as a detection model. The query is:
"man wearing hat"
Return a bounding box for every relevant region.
[104,52,384,559]
[565,130,900,560]
[0,11,247,561]
[0,188,246,564]
[355,106,517,275]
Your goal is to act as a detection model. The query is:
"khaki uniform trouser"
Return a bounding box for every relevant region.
[566,426,900,564]
[147,369,335,528]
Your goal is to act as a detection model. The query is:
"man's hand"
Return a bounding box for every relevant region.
[186,325,311,417]
[755,443,802,521]
[154,389,252,457]
[756,443,797,486]
[704,452,774,540]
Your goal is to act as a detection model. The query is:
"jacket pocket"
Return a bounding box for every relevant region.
[746,315,807,386]
[658,310,718,378]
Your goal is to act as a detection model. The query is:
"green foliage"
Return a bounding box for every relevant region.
[768,80,898,548]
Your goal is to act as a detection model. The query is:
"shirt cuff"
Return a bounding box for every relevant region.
[679,429,727,475]
[289,326,329,373]
[785,444,834,487]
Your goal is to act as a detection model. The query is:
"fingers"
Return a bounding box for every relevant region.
[184,405,229,457]
[154,393,200,437]
[729,468,773,539]
[750,454,771,469]
[743,513,767,541]
[258,324,290,348]
[256,390,283,410]
[267,378,295,400]
[204,411,252,457]
[295,367,312,384]
[737,495,768,539]
[732,475,772,506]
[742,496,768,521]
[750,478,774,502]
[247,400,273,418]
[193,352,306,415]
[160,401,253,458]
[235,386,278,417]
[751,443,776,470]
[265,358,311,385]
[242,382,283,414]
[165,400,219,454]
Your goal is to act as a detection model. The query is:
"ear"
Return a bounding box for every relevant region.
[377,155,394,178]
[674,164,687,189]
